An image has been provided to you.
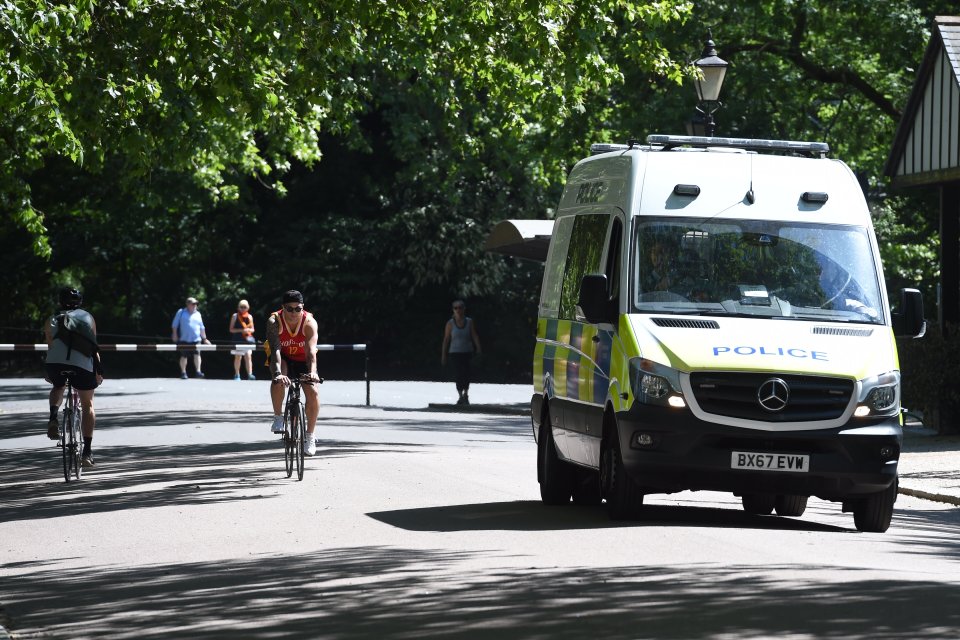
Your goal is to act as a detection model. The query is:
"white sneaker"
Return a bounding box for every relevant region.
[270,415,284,434]
[303,435,316,456]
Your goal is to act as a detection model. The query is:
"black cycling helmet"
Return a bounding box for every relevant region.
[58,287,82,310]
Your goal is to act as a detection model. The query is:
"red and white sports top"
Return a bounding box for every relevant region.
[275,309,310,362]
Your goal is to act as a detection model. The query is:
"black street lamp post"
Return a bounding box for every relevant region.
[692,33,729,137]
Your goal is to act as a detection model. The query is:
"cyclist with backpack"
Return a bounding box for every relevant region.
[44,287,103,467]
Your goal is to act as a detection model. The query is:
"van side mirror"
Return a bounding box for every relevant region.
[577,274,610,324]
[892,288,925,338]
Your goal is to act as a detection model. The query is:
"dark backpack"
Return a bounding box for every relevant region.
[54,310,98,359]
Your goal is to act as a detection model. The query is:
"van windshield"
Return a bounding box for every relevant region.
[633,218,884,324]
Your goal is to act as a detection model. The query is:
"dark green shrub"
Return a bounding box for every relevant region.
[898,323,960,434]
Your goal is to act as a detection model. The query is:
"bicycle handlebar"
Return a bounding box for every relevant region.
[272,374,324,385]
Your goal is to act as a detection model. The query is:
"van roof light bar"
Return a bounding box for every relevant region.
[647,134,829,158]
[590,143,632,155]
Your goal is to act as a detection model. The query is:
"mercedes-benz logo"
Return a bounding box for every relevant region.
[757,378,790,412]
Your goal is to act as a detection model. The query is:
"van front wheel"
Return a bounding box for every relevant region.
[853,478,898,533]
[600,424,644,520]
[538,410,573,505]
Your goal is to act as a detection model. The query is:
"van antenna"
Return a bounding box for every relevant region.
[627,138,639,149]
[746,154,756,204]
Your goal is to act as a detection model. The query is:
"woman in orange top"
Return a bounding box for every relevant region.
[229,299,256,380]
[265,290,321,456]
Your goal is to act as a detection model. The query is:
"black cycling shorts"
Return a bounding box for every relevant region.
[45,364,99,391]
[282,357,309,379]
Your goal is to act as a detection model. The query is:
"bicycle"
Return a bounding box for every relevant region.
[58,371,83,482]
[281,375,322,481]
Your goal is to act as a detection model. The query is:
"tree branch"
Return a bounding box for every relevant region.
[723,41,900,120]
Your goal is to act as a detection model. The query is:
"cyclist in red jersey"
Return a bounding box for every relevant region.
[266,290,322,455]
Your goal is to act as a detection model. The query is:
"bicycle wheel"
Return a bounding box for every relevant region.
[295,401,306,481]
[61,399,71,483]
[71,401,83,480]
[283,401,295,478]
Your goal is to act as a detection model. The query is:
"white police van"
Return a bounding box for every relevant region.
[527,134,925,532]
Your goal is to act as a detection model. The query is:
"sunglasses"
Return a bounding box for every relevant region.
[283,305,303,313]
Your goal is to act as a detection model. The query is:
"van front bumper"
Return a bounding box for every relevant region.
[616,405,900,501]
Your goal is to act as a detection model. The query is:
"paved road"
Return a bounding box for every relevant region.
[1,378,959,639]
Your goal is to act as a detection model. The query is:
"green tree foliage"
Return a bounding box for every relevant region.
[1,0,691,374]
[594,0,947,311]
[2,0,689,250]
[1,0,951,380]
[699,0,950,313]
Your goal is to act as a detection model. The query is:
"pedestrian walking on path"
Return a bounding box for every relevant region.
[441,299,482,405]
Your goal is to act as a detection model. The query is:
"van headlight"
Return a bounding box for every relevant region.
[630,358,685,408]
[855,371,900,417]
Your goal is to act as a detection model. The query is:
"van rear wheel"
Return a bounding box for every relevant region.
[775,494,809,517]
[538,408,574,505]
[600,423,644,520]
[853,478,898,533]
[741,494,776,515]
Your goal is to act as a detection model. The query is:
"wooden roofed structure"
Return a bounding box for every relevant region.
[885,16,960,328]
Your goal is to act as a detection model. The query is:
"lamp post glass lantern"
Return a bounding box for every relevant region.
[692,33,728,137]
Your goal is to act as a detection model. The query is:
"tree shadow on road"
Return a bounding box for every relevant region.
[0,400,510,525]
[0,410,263,441]
[0,440,283,522]
[3,546,960,639]
[3,397,960,638]
[0,383,52,404]
[0,383,165,407]
[0,437,426,523]
[0,409,530,444]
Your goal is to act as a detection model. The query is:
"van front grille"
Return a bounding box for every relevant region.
[689,372,854,422]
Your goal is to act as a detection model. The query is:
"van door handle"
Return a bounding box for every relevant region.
[592,335,600,343]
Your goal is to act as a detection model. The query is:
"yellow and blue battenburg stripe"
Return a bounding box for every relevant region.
[566,321,583,399]
[535,317,616,407]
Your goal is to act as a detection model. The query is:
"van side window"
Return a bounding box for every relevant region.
[559,214,609,320]
[539,216,575,319]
